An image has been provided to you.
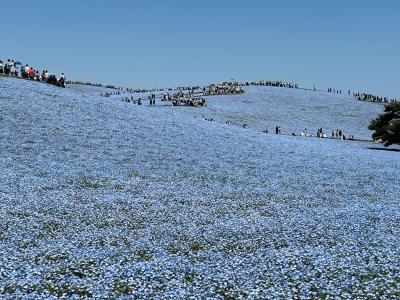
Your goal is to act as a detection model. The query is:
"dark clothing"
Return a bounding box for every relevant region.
[48,75,57,85]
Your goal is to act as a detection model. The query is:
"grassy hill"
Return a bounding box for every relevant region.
[1,77,399,298]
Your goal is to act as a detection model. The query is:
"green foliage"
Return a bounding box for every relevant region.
[79,176,101,189]
[136,250,152,261]
[114,280,134,296]
[369,102,400,146]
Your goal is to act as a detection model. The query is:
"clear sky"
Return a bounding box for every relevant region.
[2,0,399,97]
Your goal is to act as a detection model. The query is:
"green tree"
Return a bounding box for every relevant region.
[369,102,400,146]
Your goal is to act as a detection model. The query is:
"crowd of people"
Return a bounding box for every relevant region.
[104,90,206,108]
[353,92,398,104]
[0,58,65,87]
[261,126,355,140]
[108,94,155,106]
[67,81,124,90]
[69,80,171,94]
[121,97,143,105]
[100,91,122,97]
[327,87,349,95]
[176,86,201,91]
[327,87,398,104]
[213,80,298,89]
[173,95,206,107]
[96,83,245,99]
[203,84,244,96]
[99,82,247,108]
[238,80,298,89]
[169,80,298,93]
[166,91,206,107]
[286,127,353,140]
[73,79,301,96]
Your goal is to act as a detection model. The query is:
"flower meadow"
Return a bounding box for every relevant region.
[1,78,400,299]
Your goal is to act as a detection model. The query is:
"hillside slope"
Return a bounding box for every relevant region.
[169,86,384,140]
[88,84,384,140]
[1,77,400,299]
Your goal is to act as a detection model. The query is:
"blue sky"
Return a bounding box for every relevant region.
[3,0,399,97]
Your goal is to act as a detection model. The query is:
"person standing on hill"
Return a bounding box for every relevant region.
[40,70,46,81]
[4,59,11,75]
[58,73,66,87]
[24,65,30,78]
[45,70,50,82]
[20,65,26,78]
[29,67,35,80]
[0,60,3,74]
[10,61,16,76]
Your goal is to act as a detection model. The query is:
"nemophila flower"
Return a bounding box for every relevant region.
[0,77,399,298]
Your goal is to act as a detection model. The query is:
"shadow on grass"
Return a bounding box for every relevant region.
[368,147,400,152]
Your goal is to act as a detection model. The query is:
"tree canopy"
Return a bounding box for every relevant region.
[369,102,400,146]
